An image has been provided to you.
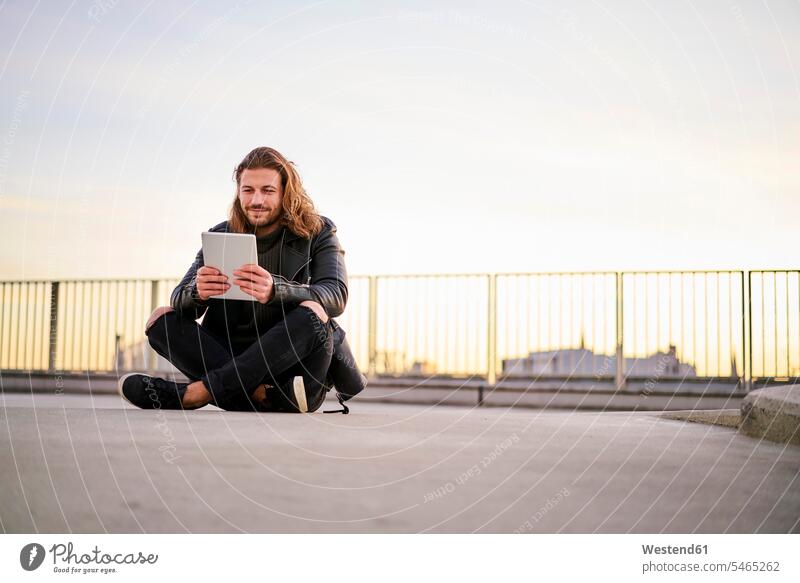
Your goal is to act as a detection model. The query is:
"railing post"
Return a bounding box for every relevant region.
[615,273,625,390]
[114,334,122,371]
[149,280,159,373]
[368,275,377,377]
[745,270,752,392]
[48,282,59,372]
[487,274,497,388]
[0,283,4,370]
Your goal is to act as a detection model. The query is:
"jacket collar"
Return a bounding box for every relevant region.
[216,216,324,244]
[282,228,305,244]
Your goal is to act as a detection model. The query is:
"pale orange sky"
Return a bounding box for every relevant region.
[1,0,798,280]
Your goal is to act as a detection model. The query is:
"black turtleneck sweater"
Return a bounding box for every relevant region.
[227,225,288,347]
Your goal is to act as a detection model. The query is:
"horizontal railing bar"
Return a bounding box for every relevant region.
[3,270,798,285]
[495,271,618,277]
[0,278,180,285]
[620,270,746,274]
[360,273,491,279]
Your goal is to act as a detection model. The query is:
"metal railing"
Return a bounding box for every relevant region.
[619,271,746,379]
[1,270,797,389]
[749,271,800,381]
[0,279,178,373]
[493,272,617,384]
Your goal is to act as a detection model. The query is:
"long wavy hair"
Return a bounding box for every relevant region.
[229,147,323,239]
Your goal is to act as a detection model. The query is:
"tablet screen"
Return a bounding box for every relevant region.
[201,232,258,301]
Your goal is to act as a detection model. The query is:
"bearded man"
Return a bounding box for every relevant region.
[118,146,366,413]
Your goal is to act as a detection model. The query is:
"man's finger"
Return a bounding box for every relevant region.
[233,273,265,281]
[237,284,267,300]
[199,275,228,283]
[235,282,264,293]
[235,264,267,275]
[234,277,266,287]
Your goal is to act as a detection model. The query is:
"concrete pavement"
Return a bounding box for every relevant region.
[0,392,798,533]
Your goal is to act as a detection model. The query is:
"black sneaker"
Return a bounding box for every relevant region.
[118,373,192,410]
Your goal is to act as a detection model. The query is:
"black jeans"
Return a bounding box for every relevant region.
[145,304,334,412]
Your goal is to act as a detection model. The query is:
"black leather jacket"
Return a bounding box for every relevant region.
[170,215,366,404]
[171,215,348,321]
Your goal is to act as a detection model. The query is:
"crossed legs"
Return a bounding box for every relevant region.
[144,301,333,412]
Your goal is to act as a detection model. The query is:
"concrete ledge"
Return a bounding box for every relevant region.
[739,385,800,446]
[660,409,741,429]
[360,385,743,411]
[371,374,745,396]
[1,371,746,412]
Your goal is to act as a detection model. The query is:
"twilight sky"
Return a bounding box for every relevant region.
[1,0,798,279]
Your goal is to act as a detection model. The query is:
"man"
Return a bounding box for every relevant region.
[118,146,366,413]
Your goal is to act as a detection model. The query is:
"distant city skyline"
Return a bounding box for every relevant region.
[502,344,702,378]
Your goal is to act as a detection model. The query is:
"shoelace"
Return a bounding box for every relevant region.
[141,375,192,409]
[149,376,172,391]
[323,393,349,414]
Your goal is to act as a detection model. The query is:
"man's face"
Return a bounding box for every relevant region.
[238,167,284,230]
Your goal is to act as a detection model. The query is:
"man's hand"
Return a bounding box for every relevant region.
[233,264,275,303]
[196,266,230,300]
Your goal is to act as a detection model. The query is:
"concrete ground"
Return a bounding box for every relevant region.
[0,392,798,533]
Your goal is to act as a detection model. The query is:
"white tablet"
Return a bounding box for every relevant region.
[201,231,258,301]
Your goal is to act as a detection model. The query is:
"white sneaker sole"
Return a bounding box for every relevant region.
[292,376,308,413]
[117,372,145,407]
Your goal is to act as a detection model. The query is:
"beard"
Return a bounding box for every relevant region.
[245,207,281,230]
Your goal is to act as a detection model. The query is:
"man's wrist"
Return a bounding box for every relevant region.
[264,277,280,304]
[190,281,208,304]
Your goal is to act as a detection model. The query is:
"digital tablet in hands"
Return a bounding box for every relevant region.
[201,231,258,301]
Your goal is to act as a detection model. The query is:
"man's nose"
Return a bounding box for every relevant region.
[251,192,268,205]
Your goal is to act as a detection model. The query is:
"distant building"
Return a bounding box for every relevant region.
[502,344,696,378]
[407,360,436,375]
